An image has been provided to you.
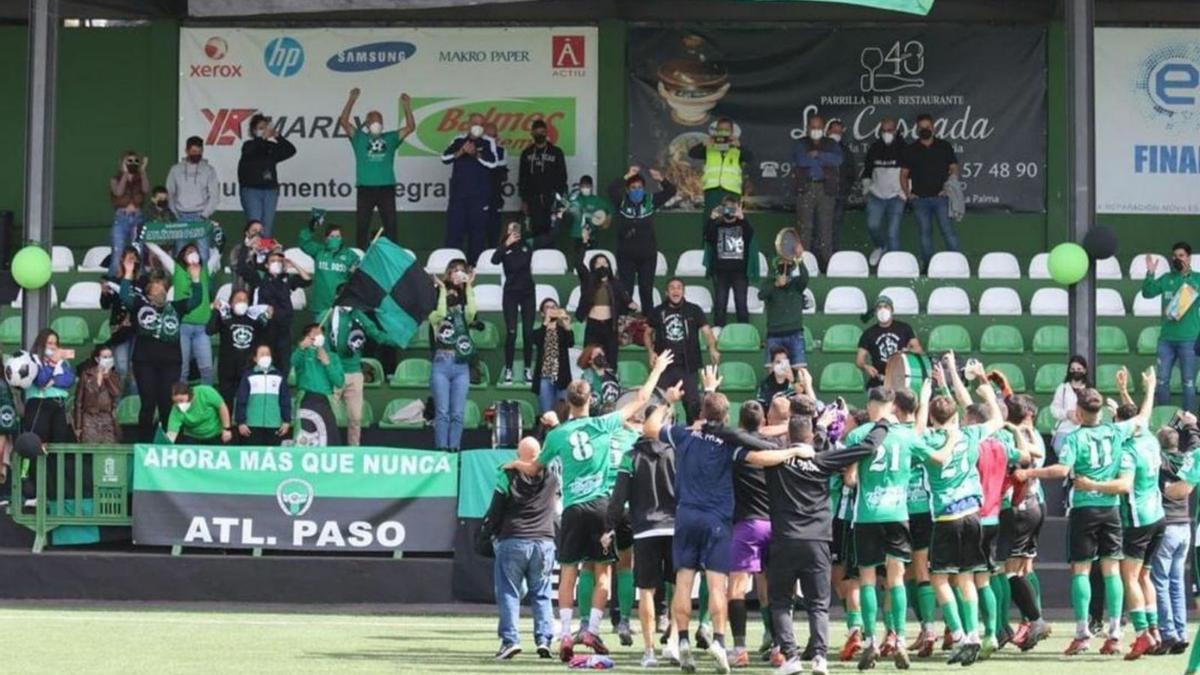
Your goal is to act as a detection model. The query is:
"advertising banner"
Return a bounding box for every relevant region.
[179,27,598,211]
[132,444,458,552]
[1096,28,1200,214]
[627,27,1046,212]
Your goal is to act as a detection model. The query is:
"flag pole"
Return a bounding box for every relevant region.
[323,227,390,331]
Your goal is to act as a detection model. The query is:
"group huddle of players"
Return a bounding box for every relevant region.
[505,348,1200,674]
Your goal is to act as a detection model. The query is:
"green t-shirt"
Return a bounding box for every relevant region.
[167,384,225,440]
[538,412,624,508]
[894,421,933,515]
[1142,270,1200,342]
[351,128,401,187]
[1121,430,1165,528]
[564,189,614,239]
[172,265,211,325]
[1178,448,1200,485]
[608,426,640,485]
[921,424,988,521]
[1057,421,1137,510]
[299,228,359,317]
[851,423,930,524]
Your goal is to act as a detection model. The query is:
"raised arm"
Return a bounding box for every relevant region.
[338,88,360,136]
[398,93,415,139]
[976,380,1005,436]
[145,242,176,274]
[620,350,675,425]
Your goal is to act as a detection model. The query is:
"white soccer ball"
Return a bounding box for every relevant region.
[3,350,37,389]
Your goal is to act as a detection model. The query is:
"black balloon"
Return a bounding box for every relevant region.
[13,432,43,460]
[1083,226,1119,260]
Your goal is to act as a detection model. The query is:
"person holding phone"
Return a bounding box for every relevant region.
[24,329,77,444]
[234,344,291,447]
[530,298,574,414]
[703,195,760,327]
[429,259,477,451]
[72,345,122,444]
[293,323,345,447]
[493,221,557,385]
[108,150,150,278]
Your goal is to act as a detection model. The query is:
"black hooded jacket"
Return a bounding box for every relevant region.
[607,437,677,536]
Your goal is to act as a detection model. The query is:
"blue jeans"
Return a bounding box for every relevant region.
[864,193,905,252]
[1156,339,1197,411]
[911,195,959,264]
[431,352,469,450]
[175,211,211,264]
[538,377,563,414]
[178,323,214,385]
[494,537,555,647]
[1151,522,1191,640]
[112,339,136,395]
[240,186,279,236]
[109,209,144,277]
[765,330,808,367]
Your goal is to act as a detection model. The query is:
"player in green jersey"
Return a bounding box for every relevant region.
[508,349,676,662]
[1019,366,1154,658]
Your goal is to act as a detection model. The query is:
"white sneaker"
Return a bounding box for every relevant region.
[709,644,730,674]
[641,649,659,668]
[679,642,696,673]
[868,248,884,266]
[810,655,827,675]
[663,638,681,665]
[774,656,804,675]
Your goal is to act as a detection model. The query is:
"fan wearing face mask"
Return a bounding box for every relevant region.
[100,246,146,393]
[299,212,359,319]
[792,114,844,266]
[208,289,272,409]
[608,165,676,314]
[899,113,962,267]
[165,136,219,264]
[237,113,296,237]
[327,303,388,447]
[442,112,501,263]
[340,87,416,250]
[1141,243,1200,412]
[855,295,921,390]
[108,149,150,279]
[562,175,614,258]
[1049,355,1091,451]
[144,241,217,387]
[23,329,78,446]
[861,117,909,266]
[702,196,761,327]
[166,382,233,445]
[428,261,478,451]
[251,251,312,376]
[234,344,292,447]
[688,116,753,226]
[573,251,634,366]
[518,118,568,239]
[72,345,123,444]
[757,345,797,407]
[293,324,346,447]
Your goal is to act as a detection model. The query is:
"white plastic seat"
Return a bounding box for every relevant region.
[11,286,59,309]
[825,251,869,278]
[1028,253,1050,280]
[425,248,466,274]
[725,287,765,315]
[1029,288,1068,316]
[473,284,504,312]
[78,246,112,273]
[978,287,1022,316]
[583,249,618,274]
[566,286,582,312]
[878,286,919,315]
[823,287,868,315]
[351,247,365,261]
[1095,257,1122,280]
[1095,288,1127,316]
[656,252,669,276]
[51,246,75,273]
[876,252,920,279]
[684,286,714,313]
[977,252,1021,279]
[675,250,706,277]
[927,252,970,278]
[802,288,817,314]
[60,281,102,309]
[802,251,821,277]
[535,284,560,307]
[474,249,503,275]
[1133,292,1161,317]
[1129,253,1168,281]
[215,283,233,305]
[531,249,568,274]
[926,287,971,315]
[284,247,314,275]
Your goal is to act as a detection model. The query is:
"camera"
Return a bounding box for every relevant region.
[125,157,141,172]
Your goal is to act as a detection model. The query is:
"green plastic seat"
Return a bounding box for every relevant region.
[1031,325,1068,355]
[0,316,20,346]
[360,399,376,428]
[495,360,527,389]
[1137,326,1160,355]
[803,326,816,354]
[819,363,864,393]
[618,360,650,387]
[378,398,426,429]
[360,358,385,389]
[717,323,761,352]
[470,320,501,350]
[409,322,431,349]
[717,362,758,392]
[989,362,1026,392]
[471,362,491,389]
[1034,363,1067,394]
[391,358,432,387]
[980,325,1024,354]
[116,396,141,426]
[94,318,112,345]
[1095,364,1127,394]
[1151,405,1181,430]
[572,321,586,347]
[927,324,972,353]
[50,316,91,346]
[1096,325,1130,355]
[821,324,863,354]
[517,399,537,430]
[463,399,483,429]
[1035,406,1056,436]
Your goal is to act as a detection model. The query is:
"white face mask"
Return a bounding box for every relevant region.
[876,308,893,324]
[43,348,56,359]
[469,124,484,138]
[580,186,593,196]
[268,262,283,275]
[176,401,192,413]
[256,356,272,370]
[829,133,843,143]
[773,361,791,376]
[881,131,896,144]
[311,334,325,349]
[253,127,266,139]
[367,121,383,136]
[98,356,115,371]
[232,301,248,316]
[808,129,824,141]
[185,252,201,265]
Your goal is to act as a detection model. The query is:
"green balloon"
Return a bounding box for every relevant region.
[1047,242,1089,286]
[11,246,52,290]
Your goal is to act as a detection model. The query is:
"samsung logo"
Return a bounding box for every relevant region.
[327,42,416,72]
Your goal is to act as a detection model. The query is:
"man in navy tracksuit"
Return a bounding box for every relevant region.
[442,112,500,262]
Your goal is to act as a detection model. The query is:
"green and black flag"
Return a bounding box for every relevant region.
[336,238,437,348]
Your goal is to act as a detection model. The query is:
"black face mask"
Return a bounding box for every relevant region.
[594,266,610,279]
[1172,258,1186,272]
[592,355,608,370]
[917,128,933,140]
[1069,371,1086,382]
[532,133,547,145]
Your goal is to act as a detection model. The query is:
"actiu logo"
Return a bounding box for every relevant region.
[264,37,305,77]
[202,107,259,146]
[400,97,576,157]
[327,41,416,72]
[552,35,585,69]
[276,478,315,516]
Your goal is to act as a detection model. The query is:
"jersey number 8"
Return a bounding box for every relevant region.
[569,431,595,461]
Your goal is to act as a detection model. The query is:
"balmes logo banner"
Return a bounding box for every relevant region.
[179,27,598,211]
[1096,28,1200,214]
[132,445,458,552]
[627,27,1046,213]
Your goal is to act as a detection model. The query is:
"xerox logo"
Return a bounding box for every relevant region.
[264,36,305,77]
[202,108,258,146]
[204,37,228,60]
[191,35,242,78]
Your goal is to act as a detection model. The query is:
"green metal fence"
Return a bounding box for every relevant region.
[7,444,133,552]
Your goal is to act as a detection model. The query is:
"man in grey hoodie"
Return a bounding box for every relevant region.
[166,136,221,263]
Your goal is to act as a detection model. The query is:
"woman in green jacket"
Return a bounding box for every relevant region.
[292,323,345,447]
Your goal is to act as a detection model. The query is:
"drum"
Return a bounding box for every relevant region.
[491,400,523,449]
[884,351,932,394]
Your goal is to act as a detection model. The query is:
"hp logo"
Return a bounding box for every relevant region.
[264,37,304,77]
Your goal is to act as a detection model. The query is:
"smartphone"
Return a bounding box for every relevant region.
[59,348,76,360]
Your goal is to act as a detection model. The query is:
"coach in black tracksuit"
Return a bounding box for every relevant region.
[518,119,568,240]
[609,168,676,313]
[751,418,888,670]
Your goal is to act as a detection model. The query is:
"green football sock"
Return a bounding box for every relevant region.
[760,606,773,637]
[953,585,965,620]
[861,584,879,639]
[1070,573,1090,624]
[978,585,997,637]
[890,584,909,639]
[1147,606,1159,627]
[698,577,710,625]
[1103,573,1124,623]
[961,599,979,635]
[577,569,595,618]
[617,569,634,621]
[906,579,921,623]
[847,610,863,631]
[882,590,895,633]
[1027,571,1042,612]
[940,600,963,634]
[990,575,1010,632]
[1131,610,1147,632]
[917,583,937,629]
[1188,628,1200,673]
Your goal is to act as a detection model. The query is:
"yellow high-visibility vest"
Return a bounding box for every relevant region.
[702,146,743,194]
